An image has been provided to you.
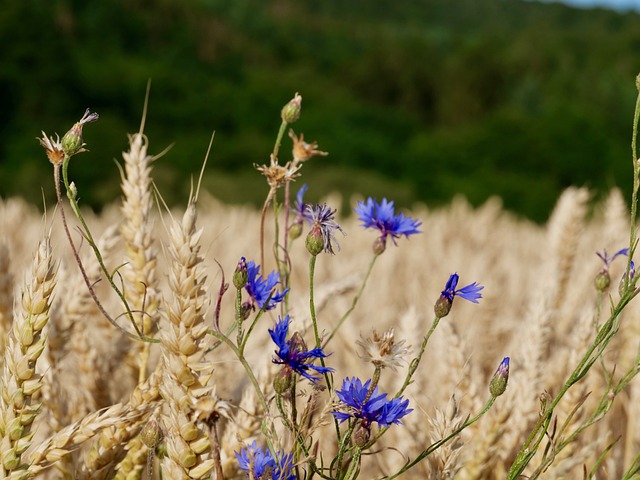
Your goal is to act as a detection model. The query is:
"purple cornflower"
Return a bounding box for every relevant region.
[235,441,295,480]
[434,273,484,317]
[269,315,333,383]
[244,260,289,312]
[332,377,412,429]
[355,198,422,253]
[304,203,345,255]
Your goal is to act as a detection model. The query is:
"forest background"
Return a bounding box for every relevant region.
[2,0,640,222]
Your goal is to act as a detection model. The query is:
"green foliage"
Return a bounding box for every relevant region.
[0,0,638,221]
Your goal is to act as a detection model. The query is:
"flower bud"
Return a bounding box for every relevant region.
[305,225,324,256]
[274,366,294,394]
[373,236,387,255]
[594,270,610,292]
[489,357,510,397]
[233,257,248,289]
[281,93,302,124]
[434,294,452,318]
[289,221,303,240]
[61,109,99,157]
[353,422,371,447]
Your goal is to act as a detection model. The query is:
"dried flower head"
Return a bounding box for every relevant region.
[37,132,65,166]
[255,154,301,190]
[356,328,410,371]
[289,130,328,164]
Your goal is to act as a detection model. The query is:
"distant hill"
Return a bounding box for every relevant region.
[1,0,639,221]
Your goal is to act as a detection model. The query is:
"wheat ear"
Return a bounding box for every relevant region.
[74,369,161,480]
[0,238,56,477]
[119,132,159,384]
[159,202,221,479]
[0,243,14,359]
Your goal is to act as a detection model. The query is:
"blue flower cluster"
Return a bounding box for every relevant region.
[332,377,412,428]
[236,441,295,480]
[245,260,289,311]
[269,316,333,382]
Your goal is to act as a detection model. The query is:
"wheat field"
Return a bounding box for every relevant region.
[1,100,640,479]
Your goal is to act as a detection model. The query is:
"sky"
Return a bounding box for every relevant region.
[544,0,640,9]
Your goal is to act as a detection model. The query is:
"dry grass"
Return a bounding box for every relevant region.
[2,107,640,479]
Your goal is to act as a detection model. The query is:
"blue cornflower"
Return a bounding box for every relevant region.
[244,260,289,312]
[304,203,345,255]
[332,377,412,428]
[355,198,422,253]
[434,273,484,317]
[269,315,333,384]
[235,441,295,480]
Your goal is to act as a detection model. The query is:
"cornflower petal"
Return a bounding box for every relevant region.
[269,315,333,382]
[332,377,411,428]
[244,260,289,310]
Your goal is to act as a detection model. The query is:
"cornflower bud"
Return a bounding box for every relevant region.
[594,270,611,292]
[353,422,371,447]
[281,93,302,124]
[61,109,99,157]
[141,418,163,449]
[273,365,294,394]
[305,224,325,256]
[289,221,303,240]
[373,236,387,255]
[233,257,248,289]
[489,357,510,397]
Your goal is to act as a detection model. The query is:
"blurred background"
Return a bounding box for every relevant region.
[1,0,639,222]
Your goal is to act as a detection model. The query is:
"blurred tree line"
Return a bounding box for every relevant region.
[1,0,639,221]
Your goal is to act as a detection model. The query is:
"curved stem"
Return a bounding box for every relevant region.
[54,163,154,342]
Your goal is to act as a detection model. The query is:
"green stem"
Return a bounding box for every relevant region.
[55,163,156,343]
[627,81,640,281]
[323,255,378,348]
[395,316,441,398]
[506,291,634,478]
